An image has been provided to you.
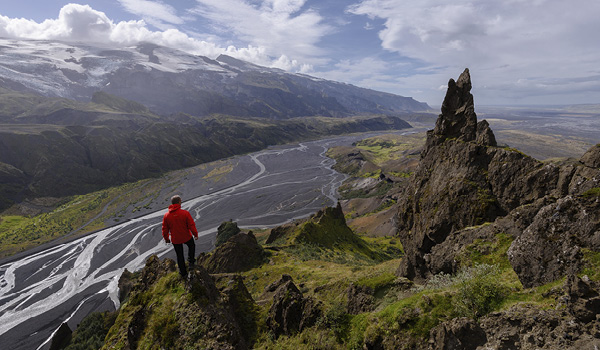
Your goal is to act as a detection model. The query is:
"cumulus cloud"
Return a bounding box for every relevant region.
[347,0,600,104]
[0,3,312,73]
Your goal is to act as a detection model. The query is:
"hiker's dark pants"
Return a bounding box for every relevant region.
[173,237,195,276]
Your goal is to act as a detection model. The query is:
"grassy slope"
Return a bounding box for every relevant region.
[68,214,596,350]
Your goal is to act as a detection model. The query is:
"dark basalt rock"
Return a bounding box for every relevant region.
[395,69,600,287]
[424,68,496,156]
[215,220,241,247]
[201,231,265,273]
[346,283,375,314]
[507,195,600,288]
[137,255,177,290]
[107,256,254,350]
[580,144,600,168]
[213,274,259,344]
[265,223,295,244]
[266,276,321,337]
[428,317,487,350]
[49,322,72,350]
[429,277,600,350]
[118,268,135,302]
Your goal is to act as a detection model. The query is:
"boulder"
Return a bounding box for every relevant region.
[508,195,600,288]
[202,232,265,273]
[580,144,600,168]
[428,317,486,350]
[266,276,321,337]
[346,283,375,315]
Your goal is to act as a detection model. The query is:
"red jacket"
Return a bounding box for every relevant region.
[162,204,198,244]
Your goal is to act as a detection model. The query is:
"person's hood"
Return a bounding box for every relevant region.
[168,203,181,212]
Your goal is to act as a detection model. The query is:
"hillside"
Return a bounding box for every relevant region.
[52,69,600,350]
[0,86,412,212]
[0,39,430,118]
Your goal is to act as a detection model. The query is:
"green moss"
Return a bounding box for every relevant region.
[215,220,241,246]
[458,232,514,270]
[580,248,600,280]
[356,273,396,291]
[388,171,412,178]
[581,187,600,198]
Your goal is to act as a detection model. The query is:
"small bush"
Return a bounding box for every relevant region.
[452,264,507,319]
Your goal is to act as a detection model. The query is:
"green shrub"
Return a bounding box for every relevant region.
[452,264,507,319]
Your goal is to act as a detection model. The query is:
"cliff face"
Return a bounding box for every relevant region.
[396,69,600,288]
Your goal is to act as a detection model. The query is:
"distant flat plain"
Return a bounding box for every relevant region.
[478,105,599,160]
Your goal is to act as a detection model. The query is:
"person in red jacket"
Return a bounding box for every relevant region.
[162,195,199,278]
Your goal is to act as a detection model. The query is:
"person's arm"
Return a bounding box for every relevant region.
[162,214,171,243]
[187,212,199,239]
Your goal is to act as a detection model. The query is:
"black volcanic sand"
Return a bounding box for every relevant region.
[0,131,417,350]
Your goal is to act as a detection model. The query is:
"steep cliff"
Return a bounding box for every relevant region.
[396,69,600,288]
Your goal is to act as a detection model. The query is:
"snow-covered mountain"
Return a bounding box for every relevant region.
[0,38,430,118]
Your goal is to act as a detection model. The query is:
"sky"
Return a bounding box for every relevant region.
[0,0,599,106]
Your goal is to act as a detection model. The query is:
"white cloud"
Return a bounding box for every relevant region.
[0,3,312,73]
[189,0,332,63]
[118,0,183,26]
[347,0,600,104]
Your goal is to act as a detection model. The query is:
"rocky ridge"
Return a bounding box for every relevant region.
[396,68,600,288]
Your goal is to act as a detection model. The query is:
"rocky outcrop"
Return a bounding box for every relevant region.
[429,276,600,350]
[105,255,257,350]
[346,283,376,314]
[423,68,496,154]
[508,195,600,288]
[397,70,539,280]
[266,275,321,337]
[428,317,486,350]
[117,268,136,303]
[201,231,265,273]
[580,144,600,168]
[265,223,296,244]
[213,274,260,344]
[49,322,72,350]
[215,221,241,247]
[396,69,600,288]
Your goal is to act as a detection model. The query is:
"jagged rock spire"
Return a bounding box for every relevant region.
[424,68,496,155]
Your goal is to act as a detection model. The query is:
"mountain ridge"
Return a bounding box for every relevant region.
[0,87,413,211]
[0,38,430,118]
